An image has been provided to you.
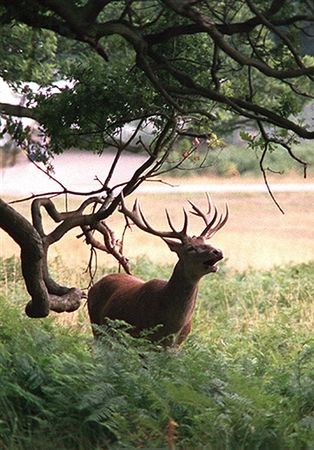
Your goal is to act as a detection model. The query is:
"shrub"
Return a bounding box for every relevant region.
[166,142,314,177]
[0,258,313,449]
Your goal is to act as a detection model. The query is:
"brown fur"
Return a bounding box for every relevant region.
[87,236,223,346]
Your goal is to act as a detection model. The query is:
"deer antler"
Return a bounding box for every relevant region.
[189,193,228,239]
[119,195,189,242]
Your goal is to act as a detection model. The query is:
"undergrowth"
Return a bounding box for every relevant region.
[167,142,314,177]
[0,257,313,449]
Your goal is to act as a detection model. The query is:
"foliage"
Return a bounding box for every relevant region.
[1,1,314,161]
[0,257,313,449]
[167,142,314,177]
[34,46,168,154]
[0,23,57,84]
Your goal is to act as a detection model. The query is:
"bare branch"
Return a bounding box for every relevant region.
[81,221,131,274]
[161,0,314,79]
[246,0,309,73]
[48,288,85,313]
[0,198,85,316]
[259,144,285,215]
[0,102,38,120]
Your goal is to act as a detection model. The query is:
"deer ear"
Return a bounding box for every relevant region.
[163,238,182,254]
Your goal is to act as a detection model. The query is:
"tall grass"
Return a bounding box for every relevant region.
[0,257,313,449]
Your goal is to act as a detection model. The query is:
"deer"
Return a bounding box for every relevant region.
[87,194,228,347]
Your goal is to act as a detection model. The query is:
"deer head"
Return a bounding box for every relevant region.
[120,193,228,279]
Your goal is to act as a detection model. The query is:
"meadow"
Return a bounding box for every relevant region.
[1,179,314,270]
[0,256,313,449]
[1,148,314,448]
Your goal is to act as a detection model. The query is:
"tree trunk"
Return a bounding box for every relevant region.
[0,198,83,317]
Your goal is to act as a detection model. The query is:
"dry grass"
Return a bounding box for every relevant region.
[1,188,313,273]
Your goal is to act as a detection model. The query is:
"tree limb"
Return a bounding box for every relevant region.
[0,198,50,317]
[161,0,314,80]
[0,102,38,120]
[80,0,111,24]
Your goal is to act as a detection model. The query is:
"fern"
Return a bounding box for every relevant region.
[0,258,313,449]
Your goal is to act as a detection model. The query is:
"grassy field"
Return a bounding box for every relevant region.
[1,175,313,449]
[0,257,313,449]
[1,187,313,273]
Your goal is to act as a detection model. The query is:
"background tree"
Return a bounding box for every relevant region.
[0,0,313,318]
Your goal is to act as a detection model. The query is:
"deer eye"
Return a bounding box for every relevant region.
[186,245,196,253]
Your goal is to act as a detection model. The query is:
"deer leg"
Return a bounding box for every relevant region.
[175,321,192,346]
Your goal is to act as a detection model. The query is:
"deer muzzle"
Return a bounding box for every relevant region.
[204,248,223,272]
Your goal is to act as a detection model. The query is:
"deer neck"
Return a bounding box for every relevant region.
[164,260,200,313]
[169,259,203,285]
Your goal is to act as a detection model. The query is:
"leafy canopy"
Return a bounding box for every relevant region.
[0,0,314,161]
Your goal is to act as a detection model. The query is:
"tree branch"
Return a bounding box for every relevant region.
[246,0,308,72]
[80,0,111,24]
[0,198,49,317]
[147,50,314,139]
[259,144,285,215]
[161,0,314,80]
[0,102,38,120]
[0,197,86,316]
[82,221,131,274]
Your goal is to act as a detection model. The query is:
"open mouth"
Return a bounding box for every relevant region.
[203,254,223,271]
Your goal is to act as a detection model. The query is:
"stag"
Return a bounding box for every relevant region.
[87,194,228,346]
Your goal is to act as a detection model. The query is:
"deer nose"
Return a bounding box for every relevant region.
[213,248,223,258]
